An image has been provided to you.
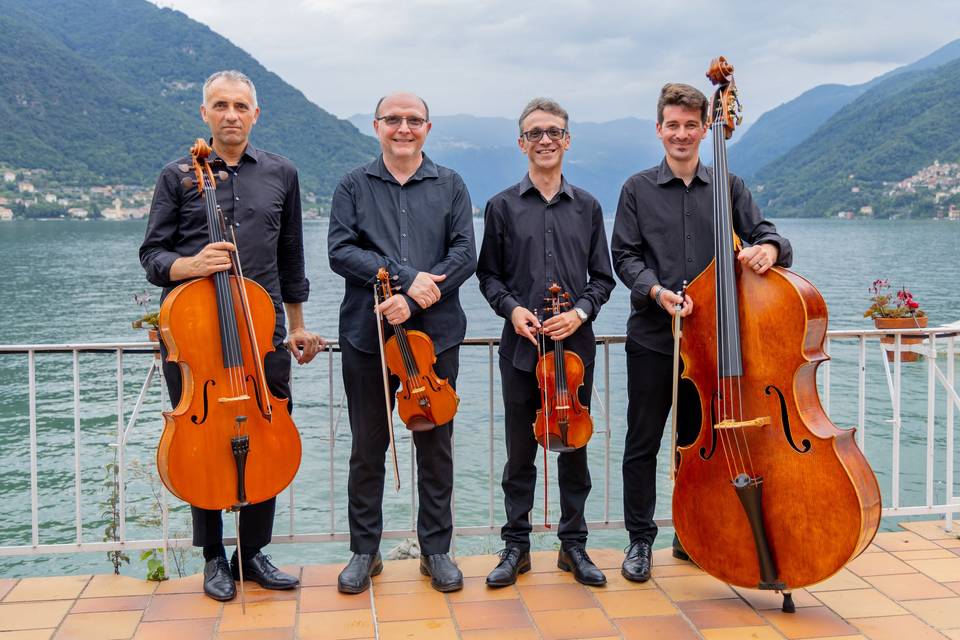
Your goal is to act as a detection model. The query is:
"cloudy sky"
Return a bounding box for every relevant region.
[153,0,959,124]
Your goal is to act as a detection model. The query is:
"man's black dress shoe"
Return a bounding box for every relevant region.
[486,547,531,588]
[621,540,651,582]
[672,534,692,562]
[203,556,237,601]
[338,552,383,594]
[231,551,299,589]
[557,545,606,586]
[420,553,463,592]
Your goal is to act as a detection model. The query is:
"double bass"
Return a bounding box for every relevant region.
[671,57,881,606]
[157,139,302,512]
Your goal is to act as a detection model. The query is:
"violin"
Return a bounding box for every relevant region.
[157,139,302,511]
[670,58,880,601]
[374,267,459,432]
[533,283,593,453]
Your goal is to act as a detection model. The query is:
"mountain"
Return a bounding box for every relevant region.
[751,57,960,217]
[0,0,377,196]
[349,114,664,211]
[729,38,960,178]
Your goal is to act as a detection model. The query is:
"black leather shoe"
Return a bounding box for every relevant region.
[557,545,606,586]
[231,551,299,589]
[203,556,237,601]
[337,552,383,594]
[420,553,463,592]
[672,533,692,562]
[621,540,651,583]
[486,547,531,588]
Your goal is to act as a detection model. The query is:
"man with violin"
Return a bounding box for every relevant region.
[328,92,477,594]
[611,83,792,582]
[477,98,615,587]
[140,70,324,602]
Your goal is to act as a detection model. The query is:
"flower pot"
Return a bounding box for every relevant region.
[147,328,160,343]
[873,316,928,362]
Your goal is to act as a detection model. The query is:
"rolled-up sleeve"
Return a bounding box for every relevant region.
[277,168,309,303]
[139,168,184,288]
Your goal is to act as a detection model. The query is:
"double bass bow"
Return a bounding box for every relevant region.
[670,57,881,608]
[157,140,303,608]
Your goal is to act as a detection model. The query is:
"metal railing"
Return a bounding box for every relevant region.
[0,326,957,568]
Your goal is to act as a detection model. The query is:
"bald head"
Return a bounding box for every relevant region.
[374,92,430,121]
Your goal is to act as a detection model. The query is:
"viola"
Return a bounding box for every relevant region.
[533,283,593,452]
[670,57,881,600]
[374,267,459,432]
[157,139,302,511]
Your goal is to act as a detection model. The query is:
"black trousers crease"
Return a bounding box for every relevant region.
[499,357,594,551]
[341,339,459,555]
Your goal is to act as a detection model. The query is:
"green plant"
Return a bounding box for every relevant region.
[101,459,129,574]
[864,279,926,319]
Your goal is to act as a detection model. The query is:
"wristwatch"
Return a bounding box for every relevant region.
[574,307,588,323]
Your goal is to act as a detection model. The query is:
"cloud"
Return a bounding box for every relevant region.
[151,0,960,122]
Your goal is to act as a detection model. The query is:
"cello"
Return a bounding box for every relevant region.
[157,139,302,512]
[671,57,881,606]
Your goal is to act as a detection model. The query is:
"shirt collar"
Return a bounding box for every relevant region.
[656,157,711,185]
[208,139,260,166]
[517,173,575,203]
[365,153,439,184]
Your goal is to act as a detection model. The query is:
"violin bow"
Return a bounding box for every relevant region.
[373,279,401,492]
[669,281,688,484]
[535,308,551,529]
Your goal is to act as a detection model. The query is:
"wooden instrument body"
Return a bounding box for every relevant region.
[157,275,302,510]
[383,329,459,428]
[533,349,593,451]
[672,260,881,589]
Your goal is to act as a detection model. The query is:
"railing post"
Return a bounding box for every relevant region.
[604,339,611,524]
[28,350,38,548]
[947,336,956,531]
[926,333,936,508]
[116,348,126,541]
[823,337,831,414]
[488,341,495,529]
[73,350,83,545]
[858,336,866,450]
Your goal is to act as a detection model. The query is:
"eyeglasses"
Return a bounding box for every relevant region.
[521,127,567,142]
[376,115,428,129]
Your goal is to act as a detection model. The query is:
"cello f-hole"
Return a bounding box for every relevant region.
[765,385,811,454]
[191,379,216,425]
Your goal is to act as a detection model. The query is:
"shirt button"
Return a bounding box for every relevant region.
[401,233,406,238]
[235,196,240,200]
[687,234,691,239]
[402,258,408,262]
[547,228,553,233]
[547,252,552,257]
[685,212,691,216]
[687,258,693,262]
[401,209,406,213]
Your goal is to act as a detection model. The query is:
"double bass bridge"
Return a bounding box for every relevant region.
[714,416,771,430]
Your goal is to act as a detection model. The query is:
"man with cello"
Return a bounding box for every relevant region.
[477,98,615,587]
[328,92,477,594]
[611,83,792,583]
[140,70,323,602]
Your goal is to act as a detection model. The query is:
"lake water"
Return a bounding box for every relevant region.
[0,217,958,579]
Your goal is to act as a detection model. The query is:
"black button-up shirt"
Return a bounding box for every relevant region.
[477,175,616,372]
[611,158,792,355]
[328,154,477,354]
[139,142,309,345]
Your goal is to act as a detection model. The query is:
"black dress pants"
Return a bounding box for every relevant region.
[499,357,594,551]
[161,344,292,551]
[623,339,700,546]
[341,339,458,556]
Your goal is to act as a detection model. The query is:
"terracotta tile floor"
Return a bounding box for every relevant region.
[1,520,959,639]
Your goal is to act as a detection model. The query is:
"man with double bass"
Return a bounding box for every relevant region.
[328,92,476,594]
[140,70,323,602]
[611,83,792,582]
[477,98,615,587]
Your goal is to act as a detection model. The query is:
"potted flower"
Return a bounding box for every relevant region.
[132,290,161,344]
[863,279,928,362]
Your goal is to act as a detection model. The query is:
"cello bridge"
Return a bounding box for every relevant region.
[217,395,251,404]
[715,416,771,430]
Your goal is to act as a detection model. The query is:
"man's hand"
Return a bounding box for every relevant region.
[511,306,541,346]
[377,295,411,325]
[171,241,236,280]
[651,286,694,318]
[286,327,325,365]
[407,271,447,309]
[542,310,582,341]
[737,244,778,275]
